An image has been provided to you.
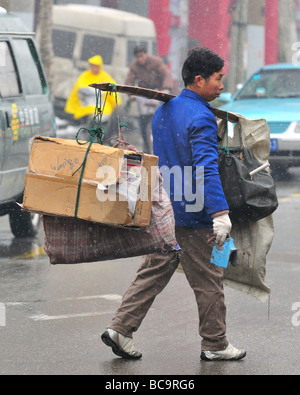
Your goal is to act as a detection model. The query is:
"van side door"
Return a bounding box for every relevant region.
[0,36,56,203]
[0,39,27,202]
[12,37,56,140]
[0,107,5,190]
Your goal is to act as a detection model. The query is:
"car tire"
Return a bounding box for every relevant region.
[9,204,41,238]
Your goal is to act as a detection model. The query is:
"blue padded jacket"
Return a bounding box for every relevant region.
[152,89,229,228]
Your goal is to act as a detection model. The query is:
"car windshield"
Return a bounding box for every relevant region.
[235,69,300,100]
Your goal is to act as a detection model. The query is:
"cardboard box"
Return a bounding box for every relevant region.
[22,136,158,227]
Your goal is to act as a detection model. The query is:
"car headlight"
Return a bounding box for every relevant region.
[295,122,300,133]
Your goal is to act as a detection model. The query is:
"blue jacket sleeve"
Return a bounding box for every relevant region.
[188,111,229,216]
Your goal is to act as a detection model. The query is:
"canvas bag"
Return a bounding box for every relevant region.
[217,128,278,224]
[217,114,277,301]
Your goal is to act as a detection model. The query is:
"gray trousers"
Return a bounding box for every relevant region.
[108,227,229,351]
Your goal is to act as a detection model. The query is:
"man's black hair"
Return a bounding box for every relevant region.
[182,47,224,85]
[134,45,147,56]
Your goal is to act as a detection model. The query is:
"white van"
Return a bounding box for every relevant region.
[51,4,158,115]
[0,8,56,237]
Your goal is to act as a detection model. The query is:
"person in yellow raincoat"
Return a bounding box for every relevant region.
[65,55,122,125]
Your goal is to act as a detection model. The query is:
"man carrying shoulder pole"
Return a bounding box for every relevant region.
[101,47,246,362]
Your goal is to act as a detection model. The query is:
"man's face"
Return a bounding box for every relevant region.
[136,51,148,66]
[90,64,101,75]
[196,69,224,102]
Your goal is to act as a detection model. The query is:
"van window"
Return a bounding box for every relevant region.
[0,41,21,97]
[52,29,76,59]
[127,40,148,67]
[81,34,115,65]
[152,41,158,56]
[13,39,47,95]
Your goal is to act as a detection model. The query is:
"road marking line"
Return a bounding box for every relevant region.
[6,295,122,322]
[57,294,122,302]
[30,311,115,321]
[15,246,46,260]
[279,192,300,203]
[6,294,122,306]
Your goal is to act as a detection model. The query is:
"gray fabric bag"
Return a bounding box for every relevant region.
[218,114,276,302]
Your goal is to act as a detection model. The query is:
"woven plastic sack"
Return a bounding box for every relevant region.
[43,184,180,265]
[217,114,275,301]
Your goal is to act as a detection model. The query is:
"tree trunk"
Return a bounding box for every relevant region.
[36,0,54,91]
[278,0,297,63]
[227,0,249,94]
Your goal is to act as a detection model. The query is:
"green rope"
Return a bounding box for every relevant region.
[71,84,127,218]
[72,138,93,219]
[218,111,230,155]
[72,89,106,218]
[107,83,128,136]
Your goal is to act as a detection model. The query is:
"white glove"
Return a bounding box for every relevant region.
[213,213,232,247]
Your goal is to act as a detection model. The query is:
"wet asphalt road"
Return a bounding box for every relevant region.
[0,142,300,375]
